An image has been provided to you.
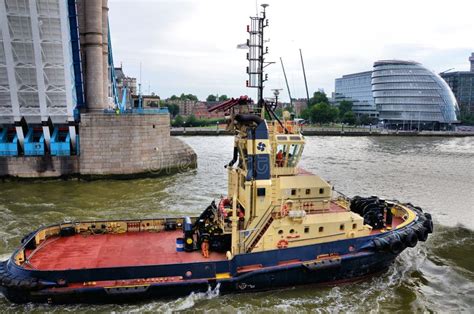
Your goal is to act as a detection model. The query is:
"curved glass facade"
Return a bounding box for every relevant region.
[335,71,378,117]
[372,60,459,128]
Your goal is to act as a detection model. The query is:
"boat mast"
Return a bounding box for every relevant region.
[280,57,293,108]
[246,4,270,117]
[299,48,310,107]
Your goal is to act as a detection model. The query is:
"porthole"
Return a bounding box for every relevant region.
[278,230,283,235]
[319,188,324,194]
[291,189,296,196]
[340,224,345,231]
[319,226,324,232]
[304,227,310,233]
[305,189,311,195]
[289,229,295,234]
[352,223,357,229]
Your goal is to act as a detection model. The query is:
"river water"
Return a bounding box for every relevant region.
[0,136,473,312]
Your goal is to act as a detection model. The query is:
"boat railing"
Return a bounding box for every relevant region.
[241,203,279,253]
[267,120,301,135]
[272,166,297,176]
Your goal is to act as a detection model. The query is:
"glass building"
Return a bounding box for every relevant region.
[372,60,459,130]
[335,71,378,117]
[440,53,474,115]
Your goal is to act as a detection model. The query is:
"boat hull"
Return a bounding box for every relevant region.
[0,204,432,304]
[1,249,397,304]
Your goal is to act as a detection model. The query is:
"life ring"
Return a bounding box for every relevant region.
[277,239,289,249]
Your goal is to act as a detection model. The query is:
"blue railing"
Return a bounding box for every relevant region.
[103,107,170,115]
[0,128,19,156]
[24,129,45,156]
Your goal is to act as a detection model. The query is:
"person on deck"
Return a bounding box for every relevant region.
[201,238,210,258]
[276,150,283,167]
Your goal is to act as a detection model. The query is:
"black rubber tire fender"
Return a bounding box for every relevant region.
[423,219,434,234]
[405,230,418,248]
[389,237,405,254]
[424,213,432,220]
[2,276,12,286]
[416,226,429,241]
[373,238,387,251]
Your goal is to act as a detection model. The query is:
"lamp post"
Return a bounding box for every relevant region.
[216,121,219,134]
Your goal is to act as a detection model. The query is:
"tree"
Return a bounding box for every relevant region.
[169,95,178,101]
[173,115,184,127]
[310,102,339,124]
[218,95,229,101]
[206,94,217,102]
[179,93,198,101]
[338,100,353,118]
[300,107,311,121]
[309,91,329,106]
[358,114,374,126]
[186,114,198,127]
[165,103,179,117]
[342,111,357,125]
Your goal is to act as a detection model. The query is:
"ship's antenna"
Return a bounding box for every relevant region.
[246,4,273,117]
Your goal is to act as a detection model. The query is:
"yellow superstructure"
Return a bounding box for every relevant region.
[222,114,372,255]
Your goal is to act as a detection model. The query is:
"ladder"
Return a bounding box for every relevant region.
[246,215,274,253]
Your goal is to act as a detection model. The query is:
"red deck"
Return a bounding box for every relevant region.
[23,203,404,271]
[25,230,226,271]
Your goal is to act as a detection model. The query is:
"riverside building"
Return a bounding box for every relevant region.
[372,60,460,130]
[440,53,474,115]
[334,71,378,117]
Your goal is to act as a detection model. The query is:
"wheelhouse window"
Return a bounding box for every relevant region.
[275,142,304,167]
[287,144,301,167]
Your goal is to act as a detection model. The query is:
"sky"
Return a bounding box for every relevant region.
[108,0,474,102]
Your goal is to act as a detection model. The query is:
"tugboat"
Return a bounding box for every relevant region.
[0,5,433,304]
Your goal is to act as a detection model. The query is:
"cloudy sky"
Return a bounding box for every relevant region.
[108,0,474,102]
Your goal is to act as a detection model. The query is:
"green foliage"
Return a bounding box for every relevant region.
[171,116,226,127]
[169,95,178,101]
[179,93,198,101]
[186,114,198,127]
[218,95,229,101]
[206,94,217,102]
[162,103,179,117]
[357,114,376,125]
[173,115,184,127]
[338,100,353,118]
[300,107,311,121]
[285,105,295,113]
[342,111,356,125]
[206,94,229,102]
[310,102,339,124]
[309,91,329,106]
